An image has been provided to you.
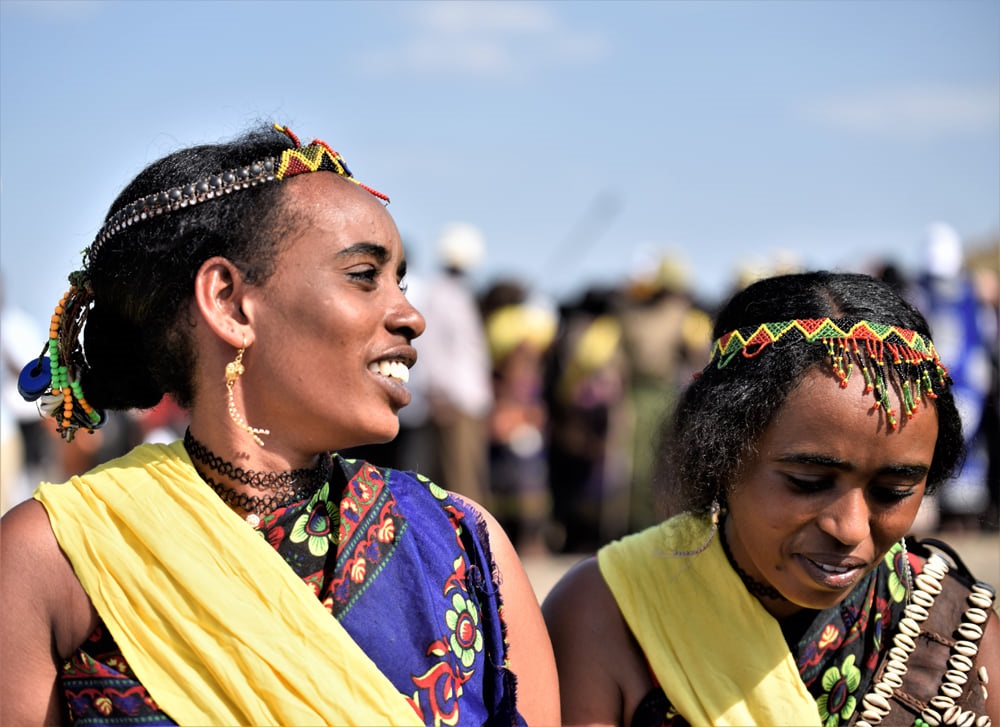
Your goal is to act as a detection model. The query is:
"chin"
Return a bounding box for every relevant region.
[364,422,401,446]
[790,593,846,612]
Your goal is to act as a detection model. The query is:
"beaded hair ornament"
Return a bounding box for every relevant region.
[709,318,951,430]
[18,124,387,441]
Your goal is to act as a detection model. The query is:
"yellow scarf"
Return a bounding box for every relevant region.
[35,441,420,726]
[597,513,822,726]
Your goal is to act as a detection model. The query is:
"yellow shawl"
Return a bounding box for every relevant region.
[35,441,420,726]
[598,513,822,726]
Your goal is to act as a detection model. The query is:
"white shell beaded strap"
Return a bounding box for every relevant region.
[853,551,995,727]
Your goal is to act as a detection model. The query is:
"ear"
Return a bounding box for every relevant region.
[193,257,254,348]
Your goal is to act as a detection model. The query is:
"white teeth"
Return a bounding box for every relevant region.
[815,562,851,574]
[369,359,409,383]
[391,361,409,382]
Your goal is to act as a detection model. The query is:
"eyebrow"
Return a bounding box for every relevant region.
[334,241,408,280]
[775,453,930,478]
[335,242,389,263]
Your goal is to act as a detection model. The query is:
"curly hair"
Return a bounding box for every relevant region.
[79,124,300,411]
[657,271,964,516]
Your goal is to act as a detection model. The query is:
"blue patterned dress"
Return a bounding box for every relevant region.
[59,456,523,726]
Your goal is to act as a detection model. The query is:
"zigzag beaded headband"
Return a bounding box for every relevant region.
[18,124,386,441]
[709,318,951,430]
[86,124,388,268]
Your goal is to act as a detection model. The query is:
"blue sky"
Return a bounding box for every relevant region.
[1,0,997,328]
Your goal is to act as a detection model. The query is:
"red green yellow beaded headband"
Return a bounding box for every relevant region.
[86,124,388,268]
[18,124,387,441]
[709,318,951,430]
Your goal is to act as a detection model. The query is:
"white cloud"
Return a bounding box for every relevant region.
[361,1,609,80]
[802,85,1000,139]
[422,1,556,33]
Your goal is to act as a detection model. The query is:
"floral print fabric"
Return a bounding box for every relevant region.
[59,456,522,726]
[632,542,911,727]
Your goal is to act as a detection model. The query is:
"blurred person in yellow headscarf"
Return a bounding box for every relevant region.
[482,281,557,554]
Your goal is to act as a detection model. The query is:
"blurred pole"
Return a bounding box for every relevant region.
[538,190,623,282]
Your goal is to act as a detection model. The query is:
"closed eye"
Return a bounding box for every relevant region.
[870,486,918,504]
[785,475,833,494]
[348,267,378,285]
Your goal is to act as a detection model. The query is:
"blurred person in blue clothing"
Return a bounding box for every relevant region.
[911,223,996,530]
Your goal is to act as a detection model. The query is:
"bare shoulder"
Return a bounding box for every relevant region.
[1,499,97,724]
[1,498,77,608]
[542,556,645,670]
[542,556,653,727]
[448,492,561,726]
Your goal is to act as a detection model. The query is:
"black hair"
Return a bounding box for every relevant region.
[659,271,964,515]
[79,124,300,410]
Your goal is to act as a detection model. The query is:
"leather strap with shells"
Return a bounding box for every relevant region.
[854,549,994,727]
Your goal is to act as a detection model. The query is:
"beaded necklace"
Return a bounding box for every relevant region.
[183,429,332,527]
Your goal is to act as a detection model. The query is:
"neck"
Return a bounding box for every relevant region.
[183,428,331,525]
[719,517,788,605]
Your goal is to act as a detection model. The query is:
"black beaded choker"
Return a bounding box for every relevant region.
[183,429,332,526]
[719,520,786,601]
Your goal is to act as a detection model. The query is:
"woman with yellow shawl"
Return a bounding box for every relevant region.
[544,271,998,726]
[1,123,557,726]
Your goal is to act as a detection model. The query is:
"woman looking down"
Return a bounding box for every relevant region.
[544,271,997,727]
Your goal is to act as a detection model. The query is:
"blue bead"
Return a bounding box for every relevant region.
[17,358,51,401]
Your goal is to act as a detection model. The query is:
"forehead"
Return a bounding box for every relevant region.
[761,366,939,462]
[280,173,397,238]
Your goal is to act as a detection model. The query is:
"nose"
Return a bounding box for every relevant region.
[817,488,871,547]
[389,290,426,341]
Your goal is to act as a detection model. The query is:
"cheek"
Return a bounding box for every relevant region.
[727,472,802,530]
[727,484,802,554]
[871,499,923,550]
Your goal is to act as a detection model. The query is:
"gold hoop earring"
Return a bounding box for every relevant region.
[226,344,269,447]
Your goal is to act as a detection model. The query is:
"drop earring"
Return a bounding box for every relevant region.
[671,498,721,557]
[226,342,269,447]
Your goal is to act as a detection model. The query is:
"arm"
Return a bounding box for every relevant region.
[452,495,560,726]
[542,558,647,727]
[0,499,96,726]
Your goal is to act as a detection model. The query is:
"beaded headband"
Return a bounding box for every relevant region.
[709,318,951,430]
[18,124,386,441]
[86,124,388,268]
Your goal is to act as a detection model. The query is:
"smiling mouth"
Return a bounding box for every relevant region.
[811,561,854,575]
[798,555,868,589]
[368,359,410,383]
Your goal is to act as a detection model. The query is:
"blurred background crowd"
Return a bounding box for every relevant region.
[3,220,997,554]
